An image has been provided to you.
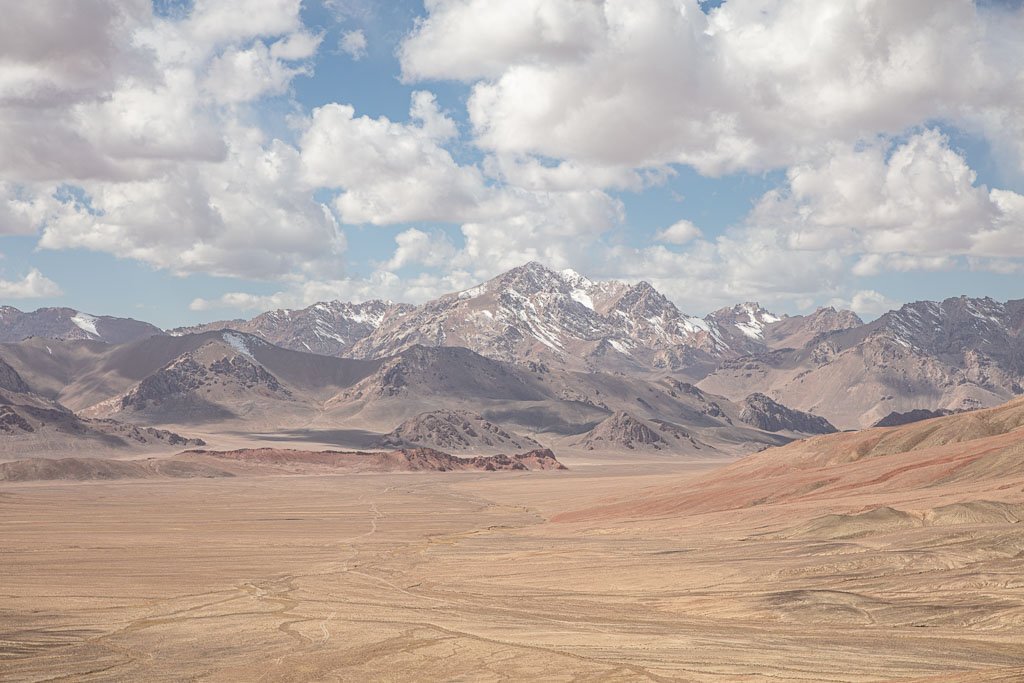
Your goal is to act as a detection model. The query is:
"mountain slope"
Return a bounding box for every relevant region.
[0,330,382,414]
[170,300,411,356]
[349,262,729,374]
[557,396,1024,522]
[326,344,797,453]
[760,306,863,350]
[699,296,1024,429]
[0,357,203,459]
[738,393,838,434]
[705,302,782,353]
[570,411,708,453]
[0,306,164,344]
[379,410,543,453]
[1,332,811,455]
[78,331,381,426]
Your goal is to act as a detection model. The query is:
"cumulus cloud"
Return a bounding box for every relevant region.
[204,39,316,104]
[830,290,900,321]
[596,224,847,315]
[0,0,315,184]
[339,29,368,60]
[751,129,1024,264]
[0,268,62,299]
[300,90,623,276]
[655,219,702,245]
[301,93,486,224]
[402,0,1024,175]
[3,0,1024,318]
[400,0,606,81]
[0,0,336,282]
[39,125,344,279]
[384,228,459,271]
[594,129,1024,314]
[0,183,50,235]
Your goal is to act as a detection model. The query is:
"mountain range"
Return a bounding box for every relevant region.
[1,262,1021,452]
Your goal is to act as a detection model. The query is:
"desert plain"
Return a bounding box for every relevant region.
[4,418,1024,682]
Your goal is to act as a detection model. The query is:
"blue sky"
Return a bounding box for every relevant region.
[1,0,1023,328]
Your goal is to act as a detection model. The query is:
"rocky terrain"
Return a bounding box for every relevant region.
[148,265,1022,431]
[700,296,1024,428]
[179,446,566,473]
[349,262,730,374]
[169,300,411,356]
[738,392,838,434]
[0,306,164,344]
[872,407,961,427]
[0,356,203,458]
[0,330,381,425]
[559,396,1024,522]
[327,344,795,453]
[0,325,817,457]
[570,410,707,453]
[757,306,863,350]
[2,263,1022,455]
[379,410,542,452]
[0,445,566,481]
[95,338,296,423]
[705,302,783,353]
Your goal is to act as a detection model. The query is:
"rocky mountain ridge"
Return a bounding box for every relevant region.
[0,306,164,345]
[700,295,1024,429]
[169,300,411,356]
[4,262,1021,441]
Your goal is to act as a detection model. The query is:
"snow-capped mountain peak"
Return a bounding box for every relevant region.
[169,299,411,356]
[706,302,782,341]
[350,263,734,369]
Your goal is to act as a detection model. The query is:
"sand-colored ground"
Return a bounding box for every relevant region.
[2,449,1023,682]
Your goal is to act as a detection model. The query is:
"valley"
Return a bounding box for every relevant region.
[2,263,1024,681]
[5,1,1024,680]
[3,441,1023,681]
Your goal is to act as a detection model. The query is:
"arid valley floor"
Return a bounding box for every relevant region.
[4,437,1024,681]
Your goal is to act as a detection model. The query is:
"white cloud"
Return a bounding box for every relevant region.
[0,183,51,235]
[39,125,344,280]
[183,0,303,49]
[0,0,316,184]
[3,0,1024,320]
[402,0,1024,175]
[851,254,956,278]
[485,154,655,192]
[751,129,1024,264]
[339,29,368,60]
[204,41,313,104]
[385,228,459,271]
[593,223,847,315]
[598,129,1024,314]
[0,0,335,282]
[655,219,702,245]
[271,31,323,61]
[830,290,899,321]
[301,94,486,224]
[300,90,623,267]
[400,0,606,81]
[0,268,62,299]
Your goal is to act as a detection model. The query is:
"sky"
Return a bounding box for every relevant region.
[1,0,1023,328]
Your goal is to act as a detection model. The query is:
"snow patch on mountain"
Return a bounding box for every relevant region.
[458,285,486,300]
[222,332,254,359]
[70,312,99,337]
